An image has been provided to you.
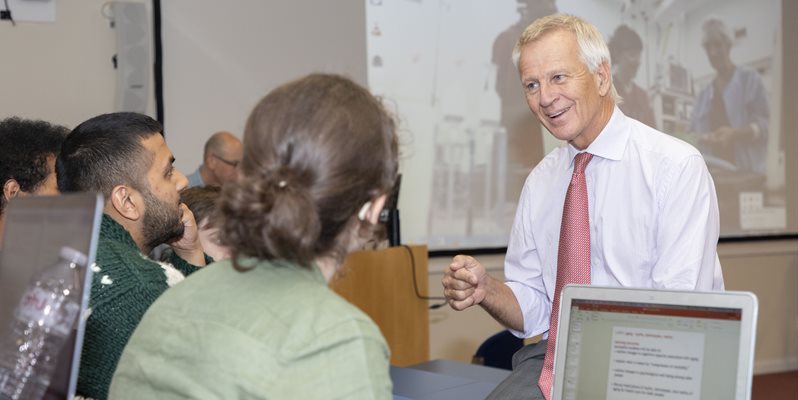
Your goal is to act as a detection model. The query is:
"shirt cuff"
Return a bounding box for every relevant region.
[505,281,551,339]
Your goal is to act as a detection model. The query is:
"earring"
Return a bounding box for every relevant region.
[358,202,372,221]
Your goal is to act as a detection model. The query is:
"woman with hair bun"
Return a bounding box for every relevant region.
[110,74,399,399]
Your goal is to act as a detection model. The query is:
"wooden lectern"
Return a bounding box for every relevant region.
[330,245,430,366]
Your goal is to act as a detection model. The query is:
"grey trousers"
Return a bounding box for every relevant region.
[485,340,547,400]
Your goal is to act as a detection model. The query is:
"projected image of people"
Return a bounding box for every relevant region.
[493,0,557,194]
[608,24,656,129]
[689,17,769,177]
[365,0,786,249]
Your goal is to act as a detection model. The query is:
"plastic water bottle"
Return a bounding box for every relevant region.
[0,246,87,400]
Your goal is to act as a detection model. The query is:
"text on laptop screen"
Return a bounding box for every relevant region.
[562,299,742,400]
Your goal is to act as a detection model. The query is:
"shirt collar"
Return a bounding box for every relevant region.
[566,106,629,164]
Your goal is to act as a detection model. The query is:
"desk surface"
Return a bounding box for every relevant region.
[391,359,510,400]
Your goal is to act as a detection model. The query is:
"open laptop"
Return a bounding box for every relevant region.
[0,193,103,399]
[552,284,758,400]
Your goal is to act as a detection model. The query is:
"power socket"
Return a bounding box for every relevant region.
[0,10,11,20]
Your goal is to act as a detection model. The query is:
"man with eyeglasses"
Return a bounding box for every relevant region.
[187,130,243,187]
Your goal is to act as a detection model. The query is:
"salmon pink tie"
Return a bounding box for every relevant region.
[538,152,593,400]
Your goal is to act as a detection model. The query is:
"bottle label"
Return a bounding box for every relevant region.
[14,287,79,335]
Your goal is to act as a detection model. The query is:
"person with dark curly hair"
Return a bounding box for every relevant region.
[111,74,399,399]
[0,117,68,245]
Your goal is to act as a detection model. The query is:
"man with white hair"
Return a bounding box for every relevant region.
[442,15,724,399]
[689,17,769,176]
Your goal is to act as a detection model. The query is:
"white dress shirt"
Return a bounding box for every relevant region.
[505,108,724,338]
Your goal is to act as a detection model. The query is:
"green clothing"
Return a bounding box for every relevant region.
[109,258,392,399]
[77,215,203,400]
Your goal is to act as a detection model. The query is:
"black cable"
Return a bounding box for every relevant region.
[2,0,16,27]
[400,245,448,309]
[152,0,164,126]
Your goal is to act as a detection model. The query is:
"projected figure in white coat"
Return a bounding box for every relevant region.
[689,17,770,176]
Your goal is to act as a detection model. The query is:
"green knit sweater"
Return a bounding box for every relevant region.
[76,215,204,400]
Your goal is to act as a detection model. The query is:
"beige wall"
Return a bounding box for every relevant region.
[0,0,364,177]
[427,240,798,374]
[0,0,150,129]
[719,240,798,373]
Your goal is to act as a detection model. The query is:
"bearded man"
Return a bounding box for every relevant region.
[56,112,209,400]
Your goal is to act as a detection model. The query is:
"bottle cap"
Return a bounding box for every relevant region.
[60,246,88,267]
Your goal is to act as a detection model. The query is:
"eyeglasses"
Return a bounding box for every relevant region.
[213,154,240,167]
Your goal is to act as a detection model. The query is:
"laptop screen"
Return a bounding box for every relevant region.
[553,285,757,400]
[561,298,742,399]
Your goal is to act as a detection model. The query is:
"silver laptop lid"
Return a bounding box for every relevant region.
[0,193,103,399]
[552,284,758,400]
